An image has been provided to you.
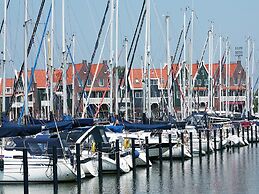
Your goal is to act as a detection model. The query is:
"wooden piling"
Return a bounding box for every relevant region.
[220,128,223,151]
[76,143,81,187]
[158,133,162,162]
[199,130,202,157]
[181,132,184,161]
[145,137,149,167]
[190,132,193,157]
[213,129,217,151]
[53,146,58,193]
[98,143,103,176]
[207,130,210,154]
[247,127,250,143]
[23,148,29,194]
[242,127,245,142]
[115,139,120,174]
[168,134,172,161]
[131,138,136,169]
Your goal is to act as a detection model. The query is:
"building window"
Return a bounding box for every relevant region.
[135,91,142,98]
[150,79,158,85]
[99,79,104,86]
[87,79,91,86]
[234,78,238,85]
[6,88,11,94]
[135,79,139,84]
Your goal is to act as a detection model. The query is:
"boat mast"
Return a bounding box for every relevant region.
[125,37,128,120]
[246,38,250,117]
[24,0,29,121]
[182,9,186,119]
[2,0,7,114]
[147,0,151,121]
[219,36,222,115]
[72,34,76,117]
[46,33,50,119]
[225,40,229,117]
[115,0,119,116]
[166,15,172,117]
[49,0,54,117]
[189,10,194,116]
[251,41,255,116]
[62,0,67,115]
[109,0,114,118]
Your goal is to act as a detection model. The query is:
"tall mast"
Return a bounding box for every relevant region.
[50,0,54,115]
[24,0,29,119]
[182,9,186,119]
[46,33,50,119]
[115,0,119,116]
[251,41,255,115]
[219,36,222,115]
[109,0,114,117]
[62,0,67,115]
[166,15,172,117]
[125,37,128,120]
[189,10,194,115]
[72,34,76,117]
[208,25,213,112]
[2,0,7,113]
[225,40,229,116]
[246,38,250,117]
[146,0,151,120]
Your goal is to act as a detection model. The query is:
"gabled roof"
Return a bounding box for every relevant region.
[66,63,85,85]
[28,69,47,88]
[0,78,15,95]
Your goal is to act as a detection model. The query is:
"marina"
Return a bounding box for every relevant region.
[1,141,259,194]
[0,0,259,193]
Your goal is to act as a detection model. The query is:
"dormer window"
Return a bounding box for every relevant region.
[135,79,139,84]
[99,79,104,86]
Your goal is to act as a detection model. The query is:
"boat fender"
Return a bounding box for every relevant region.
[123,138,130,149]
[0,159,4,171]
[134,150,140,158]
[91,142,96,153]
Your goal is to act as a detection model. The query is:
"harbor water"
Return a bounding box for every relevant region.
[1,145,259,194]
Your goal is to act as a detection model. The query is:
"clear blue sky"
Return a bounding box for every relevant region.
[0,0,259,80]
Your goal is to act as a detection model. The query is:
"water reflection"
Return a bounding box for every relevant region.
[1,147,259,193]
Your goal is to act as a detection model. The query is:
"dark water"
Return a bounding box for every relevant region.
[1,145,259,194]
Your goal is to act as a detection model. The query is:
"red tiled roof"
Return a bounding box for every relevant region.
[28,69,47,88]
[0,78,15,95]
[66,63,85,85]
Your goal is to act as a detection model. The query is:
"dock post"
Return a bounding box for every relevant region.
[255,126,258,143]
[168,134,172,161]
[158,133,162,162]
[98,143,103,176]
[199,130,202,157]
[247,127,250,143]
[242,127,245,142]
[115,139,120,175]
[76,143,81,188]
[23,148,29,194]
[190,132,193,157]
[226,128,229,138]
[207,130,210,154]
[220,128,223,151]
[232,127,235,135]
[131,138,136,169]
[237,126,240,137]
[251,125,254,145]
[53,146,58,193]
[145,137,149,167]
[181,132,184,162]
[213,129,217,151]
